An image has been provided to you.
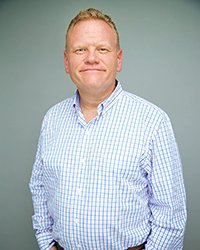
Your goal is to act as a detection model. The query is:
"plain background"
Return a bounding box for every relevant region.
[0,0,199,249]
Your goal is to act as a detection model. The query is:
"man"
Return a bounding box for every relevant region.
[29,8,187,250]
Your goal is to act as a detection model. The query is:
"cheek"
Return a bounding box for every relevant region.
[110,59,121,73]
[104,54,121,72]
[65,54,81,73]
[69,57,83,72]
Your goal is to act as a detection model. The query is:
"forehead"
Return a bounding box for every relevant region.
[67,19,117,45]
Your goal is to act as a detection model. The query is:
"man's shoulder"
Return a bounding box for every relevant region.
[122,90,165,116]
[120,90,170,135]
[43,97,73,121]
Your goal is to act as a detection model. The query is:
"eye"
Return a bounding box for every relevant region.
[74,48,86,54]
[98,47,109,53]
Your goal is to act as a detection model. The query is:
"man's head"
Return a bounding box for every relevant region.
[65,8,120,50]
[64,8,122,98]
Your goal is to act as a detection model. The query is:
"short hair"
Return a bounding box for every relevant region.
[65,8,120,50]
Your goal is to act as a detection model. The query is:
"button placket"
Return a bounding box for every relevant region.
[76,188,82,195]
[74,218,79,225]
[67,123,94,248]
[72,125,92,242]
[80,157,86,164]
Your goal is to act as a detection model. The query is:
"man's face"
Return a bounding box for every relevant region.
[64,19,122,96]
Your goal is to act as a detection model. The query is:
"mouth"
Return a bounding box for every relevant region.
[80,68,106,72]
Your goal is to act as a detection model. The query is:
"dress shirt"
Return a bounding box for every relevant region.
[29,82,187,250]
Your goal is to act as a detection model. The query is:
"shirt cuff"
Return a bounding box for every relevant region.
[36,230,55,250]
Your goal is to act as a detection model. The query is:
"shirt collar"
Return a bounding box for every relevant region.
[72,89,81,111]
[72,80,123,115]
[98,80,123,114]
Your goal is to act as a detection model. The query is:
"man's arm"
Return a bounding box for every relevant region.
[145,113,187,249]
[29,117,55,250]
[49,246,57,250]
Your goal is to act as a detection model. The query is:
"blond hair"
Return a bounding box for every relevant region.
[65,8,120,50]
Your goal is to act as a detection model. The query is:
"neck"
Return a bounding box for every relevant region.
[80,95,102,110]
[79,94,102,123]
[78,84,116,123]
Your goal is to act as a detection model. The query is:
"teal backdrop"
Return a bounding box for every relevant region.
[0,0,199,249]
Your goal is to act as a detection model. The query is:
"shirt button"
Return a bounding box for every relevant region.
[74,218,79,224]
[77,244,81,248]
[76,188,81,195]
[85,130,90,135]
[80,158,86,164]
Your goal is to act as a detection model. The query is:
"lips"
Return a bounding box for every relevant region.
[80,68,106,72]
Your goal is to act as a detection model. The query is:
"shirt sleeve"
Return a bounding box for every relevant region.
[145,113,187,249]
[29,116,55,250]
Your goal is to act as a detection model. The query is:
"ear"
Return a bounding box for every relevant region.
[117,48,123,72]
[64,51,69,73]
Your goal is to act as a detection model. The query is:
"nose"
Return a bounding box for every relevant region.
[85,49,99,64]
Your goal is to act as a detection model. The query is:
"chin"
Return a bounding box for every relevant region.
[82,79,104,89]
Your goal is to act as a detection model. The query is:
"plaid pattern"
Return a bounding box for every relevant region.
[30,82,186,250]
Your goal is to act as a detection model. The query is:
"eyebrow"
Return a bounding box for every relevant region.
[69,42,115,51]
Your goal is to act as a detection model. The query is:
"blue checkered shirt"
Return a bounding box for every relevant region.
[29,82,187,250]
